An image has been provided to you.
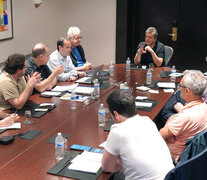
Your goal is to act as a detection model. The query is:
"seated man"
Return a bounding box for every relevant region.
[102,89,174,180]
[134,27,165,67]
[67,26,92,71]
[0,111,19,127]
[48,38,86,82]
[0,54,41,110]
[160,70,207,163]
[26,43,64,93]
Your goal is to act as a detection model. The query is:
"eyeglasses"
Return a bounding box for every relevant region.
[73,36,82,40]
[177,84,186,89]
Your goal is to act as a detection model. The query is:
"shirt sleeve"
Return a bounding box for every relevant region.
[105,125,120,156]
[0,80,20,100]
[166,113,189,136]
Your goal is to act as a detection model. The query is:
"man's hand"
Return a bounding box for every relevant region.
[78,71,86,77]
[68,76,77,82]
[144,45,153,53]
[0,114,19,127]
[26,72,42,88]
[138,44,145,54]
[83,62,92,71]
[53,65,64,75]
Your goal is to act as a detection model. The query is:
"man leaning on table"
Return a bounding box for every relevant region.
[48,38,86,82]
[134,27,165,67]
[102,89,174,180]
[160,70,207,163]
[0,54,41,110]
[25,43,64,93]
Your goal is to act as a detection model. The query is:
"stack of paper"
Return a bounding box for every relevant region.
[52,84,79,92]
[157,82,176,89]
[135,102,152,108]
[69,86,94,95]
[68,151,103,174]
[0,122,21,130]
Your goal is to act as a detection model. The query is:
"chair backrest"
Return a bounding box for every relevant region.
[164,46,174,66]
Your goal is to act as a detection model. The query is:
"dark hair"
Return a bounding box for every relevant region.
[107,89,137,118]
[3,54,26,74]
[32,46,46,58]
[57,38,66,51]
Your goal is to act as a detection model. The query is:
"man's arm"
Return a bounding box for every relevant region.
[101,149,122,172]
[8,72,41,109]
[134,45,145,65]
[75,62,92,71]
[35,66,63,92]
[145,46,163,67]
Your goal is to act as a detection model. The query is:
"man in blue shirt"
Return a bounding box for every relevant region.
[67,26,92,71]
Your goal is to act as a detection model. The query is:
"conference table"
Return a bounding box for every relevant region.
[0,64,180,180]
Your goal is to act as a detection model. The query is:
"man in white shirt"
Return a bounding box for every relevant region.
[48,38,86,81]
[102,89,174,180]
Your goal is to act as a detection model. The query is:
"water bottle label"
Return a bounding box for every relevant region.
[99,112,105,115]
[147,73,151,76]
[70,96,76,100]
[57,143,64,147]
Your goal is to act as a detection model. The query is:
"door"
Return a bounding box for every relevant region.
[116,0,207,72]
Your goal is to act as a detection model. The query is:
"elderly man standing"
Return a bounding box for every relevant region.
[102,89,174,180]
[67,26,92,71]
[48,38,86,82]
[0,54,41,110]
[26,43,64,93]
[134,27,165,67]
[160,70,207,163]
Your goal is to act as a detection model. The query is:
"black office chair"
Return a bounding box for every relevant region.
[164,46,174,66]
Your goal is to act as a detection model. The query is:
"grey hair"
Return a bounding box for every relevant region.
[182,70,207,96]
[67,26,81,39]
[146,27,158,38]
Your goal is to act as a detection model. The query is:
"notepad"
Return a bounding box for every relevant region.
[136,86,150,91]
[68,151,103,174]
[0,122,21,130]
[52,84,79,92]
[135,102,152,108]
[41,91,61,96]
[157,82,176,88]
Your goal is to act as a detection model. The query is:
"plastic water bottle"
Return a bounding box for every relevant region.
[124,82,129,91]
[70,90,76,110]
[171,65,176,82]
[126,57,131,71]
[93,79,100,100]
[109,61,115,76]
[55,133,65,160]
[98,104,105,127]
[146,69,152,85]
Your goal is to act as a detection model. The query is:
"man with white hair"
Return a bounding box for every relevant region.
[160,70,207,163]
[67,26,92,71]
[134,27,165,67]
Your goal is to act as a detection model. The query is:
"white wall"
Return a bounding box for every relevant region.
[0,0,116,66]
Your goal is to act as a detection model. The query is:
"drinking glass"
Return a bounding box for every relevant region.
[24,110,34,125]
[149,63,154,71]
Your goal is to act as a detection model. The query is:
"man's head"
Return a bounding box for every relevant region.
[67,26,82,48]
[145,27,158,46]
[4,54,26,76]
[57,38,71,57]
[32,43,50,66]
[106,89,137,122]
[179,70,207,102]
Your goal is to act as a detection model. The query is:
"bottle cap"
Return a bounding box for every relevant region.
[57,132,61,136]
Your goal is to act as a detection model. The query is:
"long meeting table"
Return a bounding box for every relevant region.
[0,64,180,179]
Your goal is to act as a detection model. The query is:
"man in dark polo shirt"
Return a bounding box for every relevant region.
[26,43,64,93]
[134,27,165,67]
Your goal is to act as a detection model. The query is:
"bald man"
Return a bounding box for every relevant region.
[26,43,64,93]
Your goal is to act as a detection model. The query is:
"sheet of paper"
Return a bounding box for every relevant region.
[52,84,79,92]
[60,93,90,102]
[68,151,103,174]
[136,86,150,91]
[169,72,183,77]
[148,89,159,94]
[136,96,148,100]
[0,122,21,130]
[69,86,94,95]
[157,82,176,88]
[41,91,61,96]
[135,102,152,108]
[164,89,175,93]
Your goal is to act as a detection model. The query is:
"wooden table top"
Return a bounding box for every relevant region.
[0,64,180,179]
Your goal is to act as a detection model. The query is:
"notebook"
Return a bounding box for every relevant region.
[75,65,104,84]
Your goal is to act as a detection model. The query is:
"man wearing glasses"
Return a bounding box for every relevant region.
[67,26,92,71]
[160,70,207,163]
